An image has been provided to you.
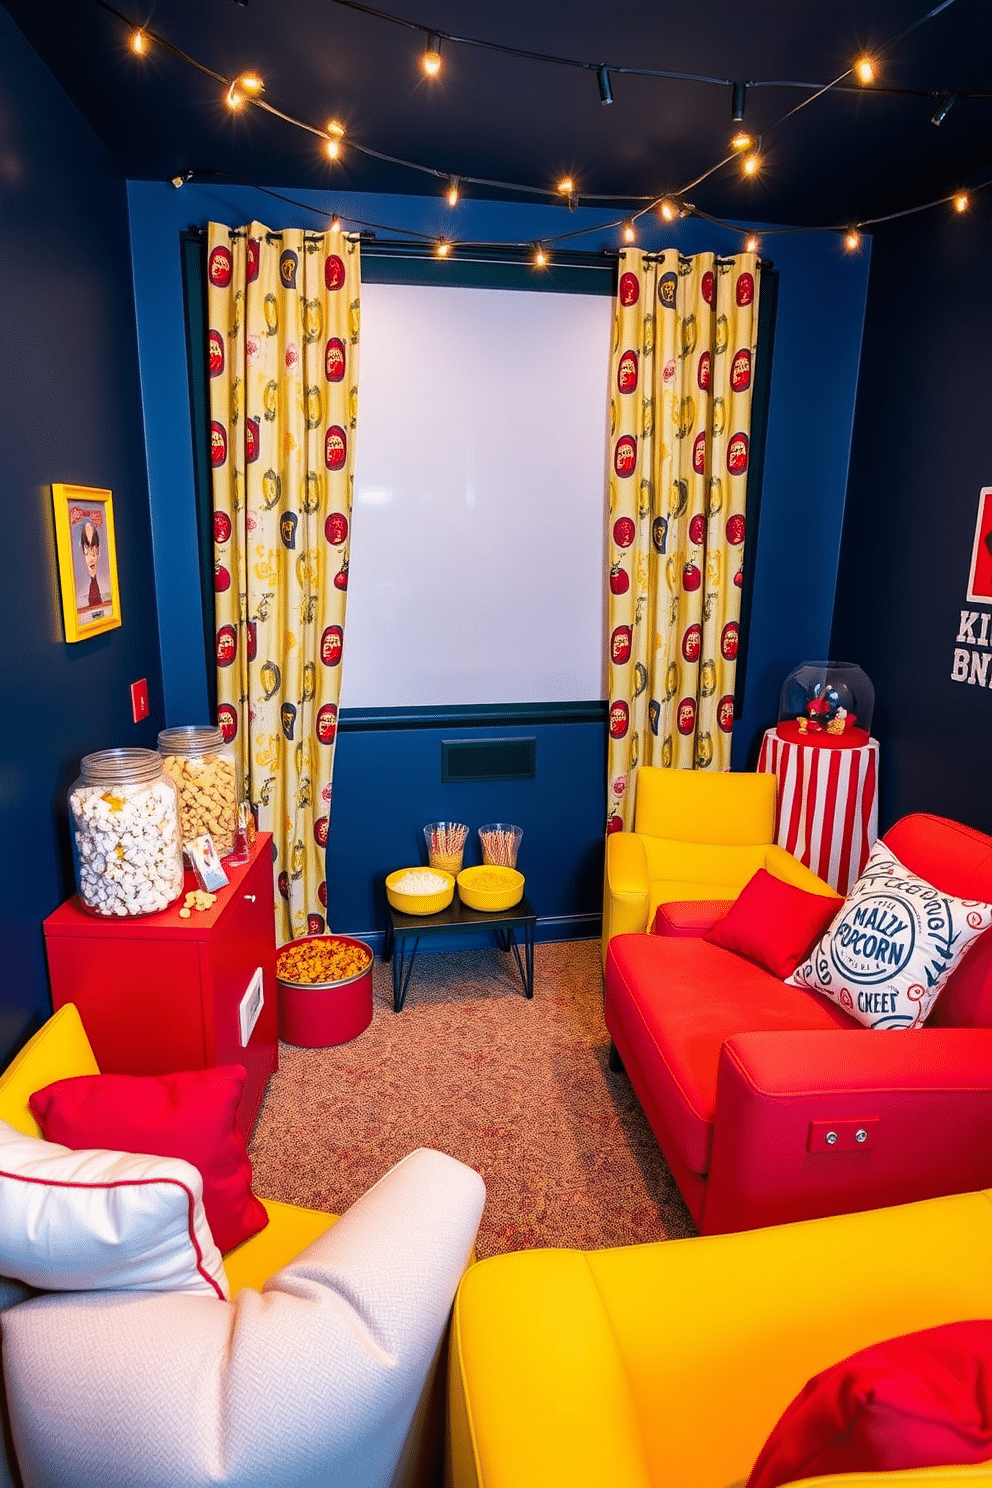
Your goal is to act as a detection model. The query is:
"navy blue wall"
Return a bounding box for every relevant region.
[0,7,165,1058]
[126,180,870,940]
[327,714,606,946]
[831,197,992,834]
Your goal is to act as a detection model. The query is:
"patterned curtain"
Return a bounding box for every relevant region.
[207,221,360,942]
[606,247,759,831]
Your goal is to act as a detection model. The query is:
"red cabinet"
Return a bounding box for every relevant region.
[42,834,279,1140]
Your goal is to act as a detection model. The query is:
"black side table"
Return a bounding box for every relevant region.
[383,892,537,1012]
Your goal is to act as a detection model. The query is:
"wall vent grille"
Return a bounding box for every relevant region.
[441,737,536,783]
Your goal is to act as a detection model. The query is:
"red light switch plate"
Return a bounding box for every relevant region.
[130,678,149,723]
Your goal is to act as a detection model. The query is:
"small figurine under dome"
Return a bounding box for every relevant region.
[777,661,874,749]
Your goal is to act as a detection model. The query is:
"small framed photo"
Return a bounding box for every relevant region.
[966,487,992,604]
[52,484,122,643]
[188,834,230,892]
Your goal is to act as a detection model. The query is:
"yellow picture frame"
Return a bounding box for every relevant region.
[52,484,123,643]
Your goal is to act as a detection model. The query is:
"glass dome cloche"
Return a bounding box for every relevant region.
[777,661,874,748]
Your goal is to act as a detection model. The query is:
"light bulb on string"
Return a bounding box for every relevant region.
[329,214,341,232]
[597,65,613,104]
[421,33,442,77]
[659,199,678,222]
[844,228,861,251]
[953,191,969,213]
[742,151,760,177]
[745,234,759,252]
[446,178,460,207]
[729,81,752,151]
[435,238,451,257]
[556,177,574,197]
[533,243,547,268]
[130,28,147,55]
[931,94,955,126]
[622,220,636,243]
[226,73,263,110]
[854,55,876,85]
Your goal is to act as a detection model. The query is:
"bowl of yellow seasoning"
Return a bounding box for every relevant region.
[456,864,525,912]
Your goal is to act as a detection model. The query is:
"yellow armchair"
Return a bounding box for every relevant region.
[448,1186,992,1488]
[603,766,836,963]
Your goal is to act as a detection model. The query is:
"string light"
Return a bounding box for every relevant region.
[844,228,862,250]
[421,32,441,77]
[622,220,636,243]
[226,73,264,110]
[729,81,753,150]
[100,6,990,250]
[446,177,460,206]
[597,65,613,105]
[742,152,760,177]
[325,119,344,159]
[533,244,547,267]
[435,237,451,257]
[329,214,341,231]
[745,234,759,252]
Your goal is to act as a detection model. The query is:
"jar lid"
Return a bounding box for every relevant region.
[79,748,163,784]
[157,725,226,754]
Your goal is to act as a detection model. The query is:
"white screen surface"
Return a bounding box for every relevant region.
[340,280,613,708]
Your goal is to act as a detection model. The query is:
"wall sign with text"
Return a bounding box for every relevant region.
[951,487,992,690]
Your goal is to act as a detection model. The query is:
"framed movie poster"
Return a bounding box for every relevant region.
[966,486,992,605]
[52,484,122,642]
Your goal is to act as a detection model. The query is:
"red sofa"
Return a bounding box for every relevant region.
[604,813,992,1235]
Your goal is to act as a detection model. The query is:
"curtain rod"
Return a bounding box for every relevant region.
[186,224,766,269]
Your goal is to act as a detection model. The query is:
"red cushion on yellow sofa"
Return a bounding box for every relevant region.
[604,934,853,1176]
[30,1066,268,1255]
[747,1320,992,1488]
[703,869,843,979]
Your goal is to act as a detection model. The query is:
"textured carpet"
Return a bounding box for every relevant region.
[248,938,697,1258]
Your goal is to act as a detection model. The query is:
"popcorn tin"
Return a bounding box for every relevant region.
[68,748,184,917]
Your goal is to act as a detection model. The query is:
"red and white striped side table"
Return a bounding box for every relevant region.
[757,727,880,894]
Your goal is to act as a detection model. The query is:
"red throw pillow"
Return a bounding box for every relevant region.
[747,1320,992,1488]
[30,1066,268,1255]
[703,868,842,979]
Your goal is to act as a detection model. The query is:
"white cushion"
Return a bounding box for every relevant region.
[786,840,992,1028]
[1,1146,485,1488]
[0,1118,228,1299]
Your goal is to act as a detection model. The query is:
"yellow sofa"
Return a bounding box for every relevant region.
[603,766,836,963]
[448,1187,992,1488]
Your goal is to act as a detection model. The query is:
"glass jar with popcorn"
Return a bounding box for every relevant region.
[157,725,241,858]
[68,748,185,917]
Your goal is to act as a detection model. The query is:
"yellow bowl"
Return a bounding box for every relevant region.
[385,867,455,916]
[456,865,525,912]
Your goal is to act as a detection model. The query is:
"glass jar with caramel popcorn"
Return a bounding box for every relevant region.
[157,725,241,858]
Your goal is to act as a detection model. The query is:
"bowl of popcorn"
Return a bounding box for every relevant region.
[385,867,455,916]
[276,934,375,1047]
[276,934,374,990]
[456,864,525,912]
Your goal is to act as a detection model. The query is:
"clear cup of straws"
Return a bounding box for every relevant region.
[478,823,523,868]
[424,822,469,876]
